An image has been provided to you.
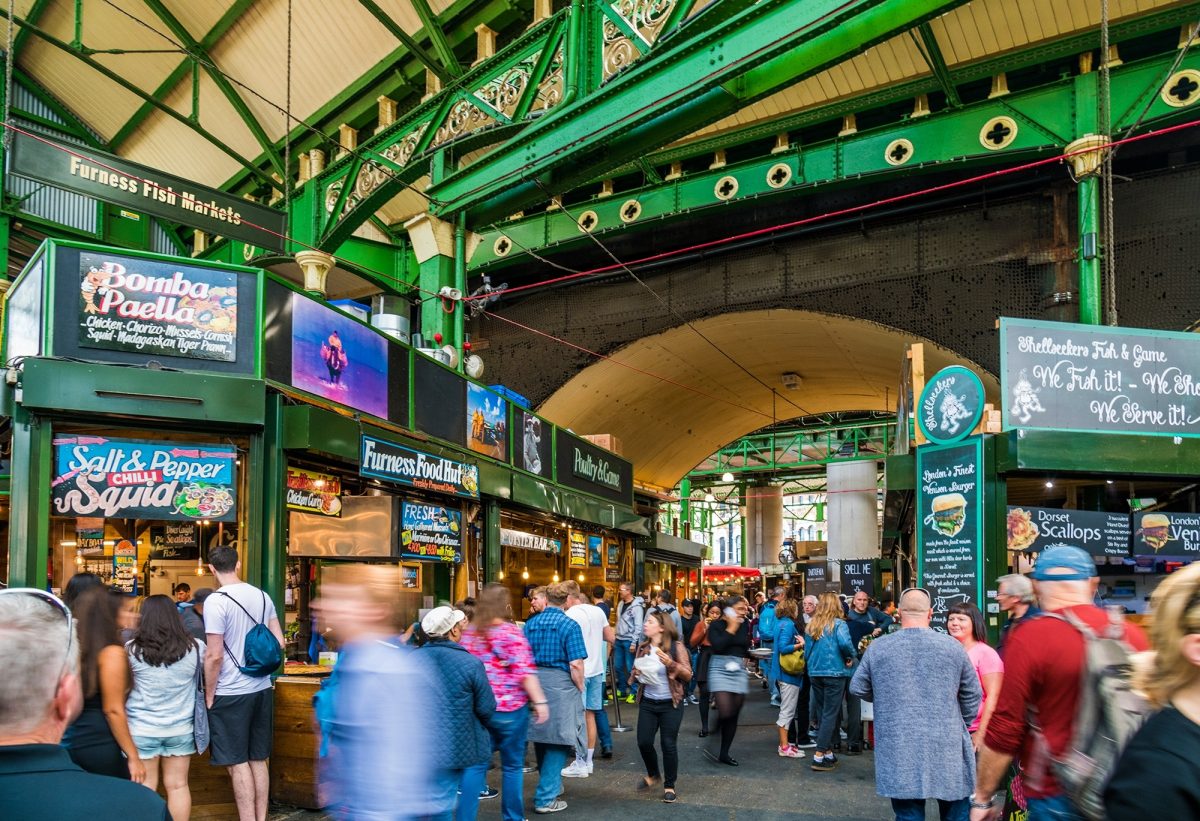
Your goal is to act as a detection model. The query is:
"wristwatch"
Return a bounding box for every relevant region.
[969,793,1001,810]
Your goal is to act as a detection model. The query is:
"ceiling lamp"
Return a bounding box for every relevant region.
[721,472,734,483]
[522,566,530,580]
[552,572,560,583]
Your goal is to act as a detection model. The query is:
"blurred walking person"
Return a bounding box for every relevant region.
[631,611,691,803]
[462,583,549,821]
[126,595,206,820]
[64,587,145,782]
[703,595,751,766]
[312,566,434,820]
[805,592,857,772]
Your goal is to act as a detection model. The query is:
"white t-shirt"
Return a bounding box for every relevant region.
[204,581,278,696]
[567,602,610,678]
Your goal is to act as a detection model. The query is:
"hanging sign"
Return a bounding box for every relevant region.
[500,528,561,553]
[360,435,479,498]
[569,531,588,567]
[51,436,238,522]
[1001,317,1200,436]
[112,539,138,594]
[1133,511,1200,555]
[149,522,200,560]
[286,467,343,517]
[399,501,463,564]
[75,251,239,362]
[8,132,287,251]
[917,437,984,627]
[840,560,876,596]
[1006,506,1131,557]
[917,366,985,444]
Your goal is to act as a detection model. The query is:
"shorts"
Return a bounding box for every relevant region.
[134,732,196,759]
[208,688,274,766]
[583,674,605,711]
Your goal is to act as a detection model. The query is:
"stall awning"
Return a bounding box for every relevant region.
[701,566,762,578]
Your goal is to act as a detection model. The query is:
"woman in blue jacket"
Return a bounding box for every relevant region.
[804,592,856,773]
[770,597,807,758]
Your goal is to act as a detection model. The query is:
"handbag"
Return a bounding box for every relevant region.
[192,645,210,755]
[779,646,806,675]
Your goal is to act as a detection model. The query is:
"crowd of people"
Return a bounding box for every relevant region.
[4,543,1200,821]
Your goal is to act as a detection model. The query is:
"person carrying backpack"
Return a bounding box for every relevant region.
[203,545,285,821]
[969,546,1149,821]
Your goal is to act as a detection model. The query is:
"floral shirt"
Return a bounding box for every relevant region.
[461,622,537,713]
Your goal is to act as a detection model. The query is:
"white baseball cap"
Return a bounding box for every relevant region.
[421,605,468,637]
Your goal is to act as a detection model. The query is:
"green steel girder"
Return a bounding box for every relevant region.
[110,0,259,151]
[412,0,465,78]
[687,419,894,480]
[139,0,286,179]
[0,6,276,189]
[356,0,451,83]
[912,22,961,107]
[469,47,1200,271]
[12,0,52,59]
[424,0,973,223]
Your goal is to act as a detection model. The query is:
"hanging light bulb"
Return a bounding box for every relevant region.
[522,566,530,580]
[721,471,734,482]
[498,569,505,580]
[552,571,560,584]
[577,572,586,582]
[196,556,205,576]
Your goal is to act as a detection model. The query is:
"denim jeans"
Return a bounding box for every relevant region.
[760,640,779,699]
[636,698,685,789]
[687,650,700,696]
[428,767,479,821]
[594,706,612,751]
[613,643,636,696]
[482,705,529,821]
[1026,795,1085,821]
[890,797,968,821]
[533,743,570,808]
[811,676,847,751]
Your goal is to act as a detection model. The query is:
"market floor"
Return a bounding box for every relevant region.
[270,682,911,821]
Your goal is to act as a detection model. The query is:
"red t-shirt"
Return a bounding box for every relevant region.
[983,604,1148,798]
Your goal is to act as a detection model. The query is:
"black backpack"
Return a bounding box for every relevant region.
[217,590,283,677]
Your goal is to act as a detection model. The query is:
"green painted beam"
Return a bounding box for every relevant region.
[469,48,1200,271]
[356,0,450,83]
[0,7,276,189]
[110,0,259,152]
[139,0,285,179]
[411,0,464,78]
[11,0,52,58]
[425,0,970,222]
[913,22,961,107]
[687,419,893,480]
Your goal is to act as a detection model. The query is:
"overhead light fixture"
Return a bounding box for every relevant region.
[498,570,505,580]
[521,566,530,580]
[705,492,715,503]
[577,572,586,582]
[1045,481,1055,489]
[780,372,803,391]
[721,471,734,482]
[552,572,560,583]
[1106,480,1114,485]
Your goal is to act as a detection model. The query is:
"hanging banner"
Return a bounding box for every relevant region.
[916,437,984,627]
[569,531,588,568]
[112,539,138,594]
[1006,506,1131,557]
[286,466,343,517]
[8,131,287,251]
[360,435,479,499]
[840,560,876,596]
[1001,317,1200,437]
[500,528,561,553]
[51,436,238,522]
[1133,511,1200,555]
[400,501,463,563]
[149,521,200,560]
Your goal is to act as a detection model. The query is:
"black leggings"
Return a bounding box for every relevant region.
[637,698,685,789]
[696,680,710,730]
[713,691,745,759]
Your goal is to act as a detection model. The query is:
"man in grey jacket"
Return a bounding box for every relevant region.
[850,589,981,821]
[614,583,645,703]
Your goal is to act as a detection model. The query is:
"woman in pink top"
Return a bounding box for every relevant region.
[947,601,1004,750]
[462,583,548,821]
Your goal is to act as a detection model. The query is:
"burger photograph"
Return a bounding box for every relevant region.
[927,492,967,538]
[1138,513,1172,552]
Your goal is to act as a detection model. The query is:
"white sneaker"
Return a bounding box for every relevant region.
[560,761,589,778]
[587,760,594,774]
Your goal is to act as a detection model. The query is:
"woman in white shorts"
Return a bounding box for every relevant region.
[126,594,205,821]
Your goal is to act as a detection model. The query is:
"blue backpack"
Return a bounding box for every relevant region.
[218,590,283,677]
[758,601,778,641]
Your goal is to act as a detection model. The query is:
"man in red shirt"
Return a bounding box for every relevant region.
[969,546,1148,821]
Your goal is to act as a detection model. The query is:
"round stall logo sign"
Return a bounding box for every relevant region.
[917,366,985,444]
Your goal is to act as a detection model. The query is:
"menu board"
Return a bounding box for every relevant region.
[1006,506,1131,557]
[400,501,463,563]
[805,561,829,591]
[1132,511,1200,555]
[916,437,984,626]
[569,531,587,567]
[286,466,342,517]
[77,527,105,556]
[149,521,200,560]
[51,436,238,522]
[1001,317,1200,437]
[841,560,876,596]
[112,539,138,594]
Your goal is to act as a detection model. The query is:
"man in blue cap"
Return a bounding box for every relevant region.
[968,546,1149,821]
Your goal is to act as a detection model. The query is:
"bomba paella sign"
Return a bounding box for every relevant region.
[51,436,238,522]
[78,252,238,362]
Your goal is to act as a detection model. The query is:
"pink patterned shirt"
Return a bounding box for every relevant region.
[461,621,537,713]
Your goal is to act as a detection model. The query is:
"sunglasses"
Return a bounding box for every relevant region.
[900,587,932,602]
[0,588,75,678]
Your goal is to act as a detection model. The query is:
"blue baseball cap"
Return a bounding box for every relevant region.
[1030,545,1097,581]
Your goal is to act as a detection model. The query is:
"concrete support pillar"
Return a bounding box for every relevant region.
[295,249,335,296]
[827,461,879,581]
[744,483,783,569]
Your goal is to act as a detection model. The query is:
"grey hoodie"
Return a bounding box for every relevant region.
[616,595,646,645]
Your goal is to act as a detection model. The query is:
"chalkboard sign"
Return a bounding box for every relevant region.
[1001,317,1200,437]
[841,560,876,596]
[1006,506,1130,557]
[1132,511,1200,555]
[917,437,984,627]
[150,522,200,560]
[805,561,829,592]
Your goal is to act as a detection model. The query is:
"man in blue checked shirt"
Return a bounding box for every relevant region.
[524,583,587,814]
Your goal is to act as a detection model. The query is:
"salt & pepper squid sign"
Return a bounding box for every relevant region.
[51,436,238,522]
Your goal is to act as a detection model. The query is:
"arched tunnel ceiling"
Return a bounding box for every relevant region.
[538,310,1000,489]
